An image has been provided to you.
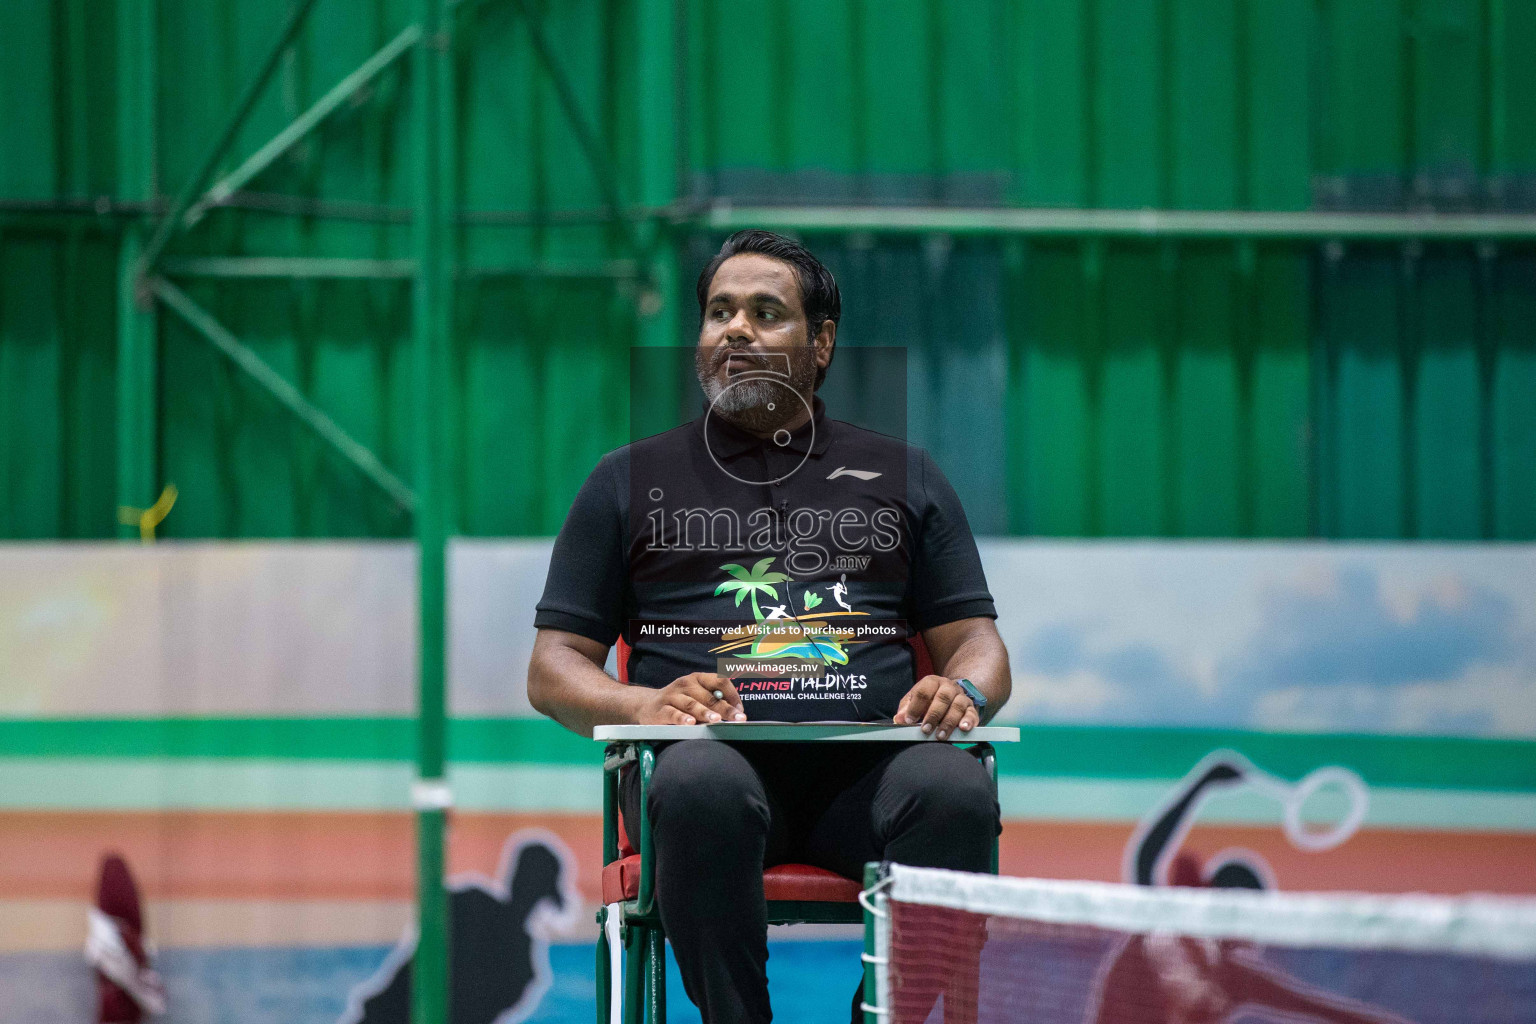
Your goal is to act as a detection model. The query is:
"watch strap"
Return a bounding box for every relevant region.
[954,677,987,709]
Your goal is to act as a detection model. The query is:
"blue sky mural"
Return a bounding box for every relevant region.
[982,543,1536,738]
[6,541,1532,736]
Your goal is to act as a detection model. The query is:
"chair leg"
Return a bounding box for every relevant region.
[645,927,666,1023]
[623,921,647,1024]
[596,909,612,1024]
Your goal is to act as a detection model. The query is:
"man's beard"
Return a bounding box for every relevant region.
[696,341,818,434]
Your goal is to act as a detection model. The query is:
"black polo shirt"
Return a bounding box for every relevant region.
[533,395,995,722]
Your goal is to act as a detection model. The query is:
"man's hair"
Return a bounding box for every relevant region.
[696,229,840,389]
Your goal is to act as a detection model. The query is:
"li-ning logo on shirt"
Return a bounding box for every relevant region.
[826,466,882,481]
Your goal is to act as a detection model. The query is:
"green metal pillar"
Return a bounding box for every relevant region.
[634,0,682,432]
[412,0,453,1020]
[861,862,882,1024]
[115,0,158,539]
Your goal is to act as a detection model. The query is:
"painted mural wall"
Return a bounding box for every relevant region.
[2,540,1532,1022]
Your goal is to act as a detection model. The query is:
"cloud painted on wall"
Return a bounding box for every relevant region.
[1226,565,1512,691]
[1001,555,1536,738]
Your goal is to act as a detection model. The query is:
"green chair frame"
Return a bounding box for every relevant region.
[595,739,999,1024]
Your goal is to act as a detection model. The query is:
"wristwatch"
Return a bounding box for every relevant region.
[954,678,987,715]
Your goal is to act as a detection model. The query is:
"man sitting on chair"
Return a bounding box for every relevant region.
[528,230,1011,1023]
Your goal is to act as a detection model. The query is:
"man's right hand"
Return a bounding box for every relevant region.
[635,673,747,725]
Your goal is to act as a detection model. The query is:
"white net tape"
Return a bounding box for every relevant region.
[869,867,1536,1024]
[883,865,1536,960]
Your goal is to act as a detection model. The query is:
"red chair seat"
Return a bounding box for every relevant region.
[765,863,862,902]
[601,856,861,904]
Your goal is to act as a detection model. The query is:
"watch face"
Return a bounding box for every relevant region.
[958,678,986,707]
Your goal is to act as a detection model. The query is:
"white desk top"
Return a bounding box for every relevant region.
[592,723,1020,743]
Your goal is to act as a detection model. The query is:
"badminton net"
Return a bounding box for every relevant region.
[863,864,1536,1024]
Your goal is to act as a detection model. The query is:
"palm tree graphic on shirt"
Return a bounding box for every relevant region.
[714,558,790,622]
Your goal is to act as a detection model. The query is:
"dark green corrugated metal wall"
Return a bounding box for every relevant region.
[2,0,1533,540]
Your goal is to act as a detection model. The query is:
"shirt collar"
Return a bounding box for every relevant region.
[694,393,832,459]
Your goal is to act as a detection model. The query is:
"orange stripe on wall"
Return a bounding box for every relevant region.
[0,812,606,904]
[5,813,1533,905]
[2,811,417,901]
[999,821,1536,894]
[1170,824,1536,894]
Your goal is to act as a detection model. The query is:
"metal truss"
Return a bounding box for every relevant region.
[35,2,1531,1018]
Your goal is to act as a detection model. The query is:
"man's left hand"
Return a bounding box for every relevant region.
[895,675,979,740]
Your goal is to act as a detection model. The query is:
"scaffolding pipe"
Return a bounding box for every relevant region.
[158,255,638,280]
[114,0,158,540]
[472,260,639,279]
[507,0,640,257]
[703,204,1536,241]
[150,278,417,512]
[160,256,417,279]
[187,24,423,225]
[16,196,1536,243]
[411,0,453,1020]
[136,0,322,275]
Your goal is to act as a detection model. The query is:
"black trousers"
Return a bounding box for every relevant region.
[620,740,1000,1024]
